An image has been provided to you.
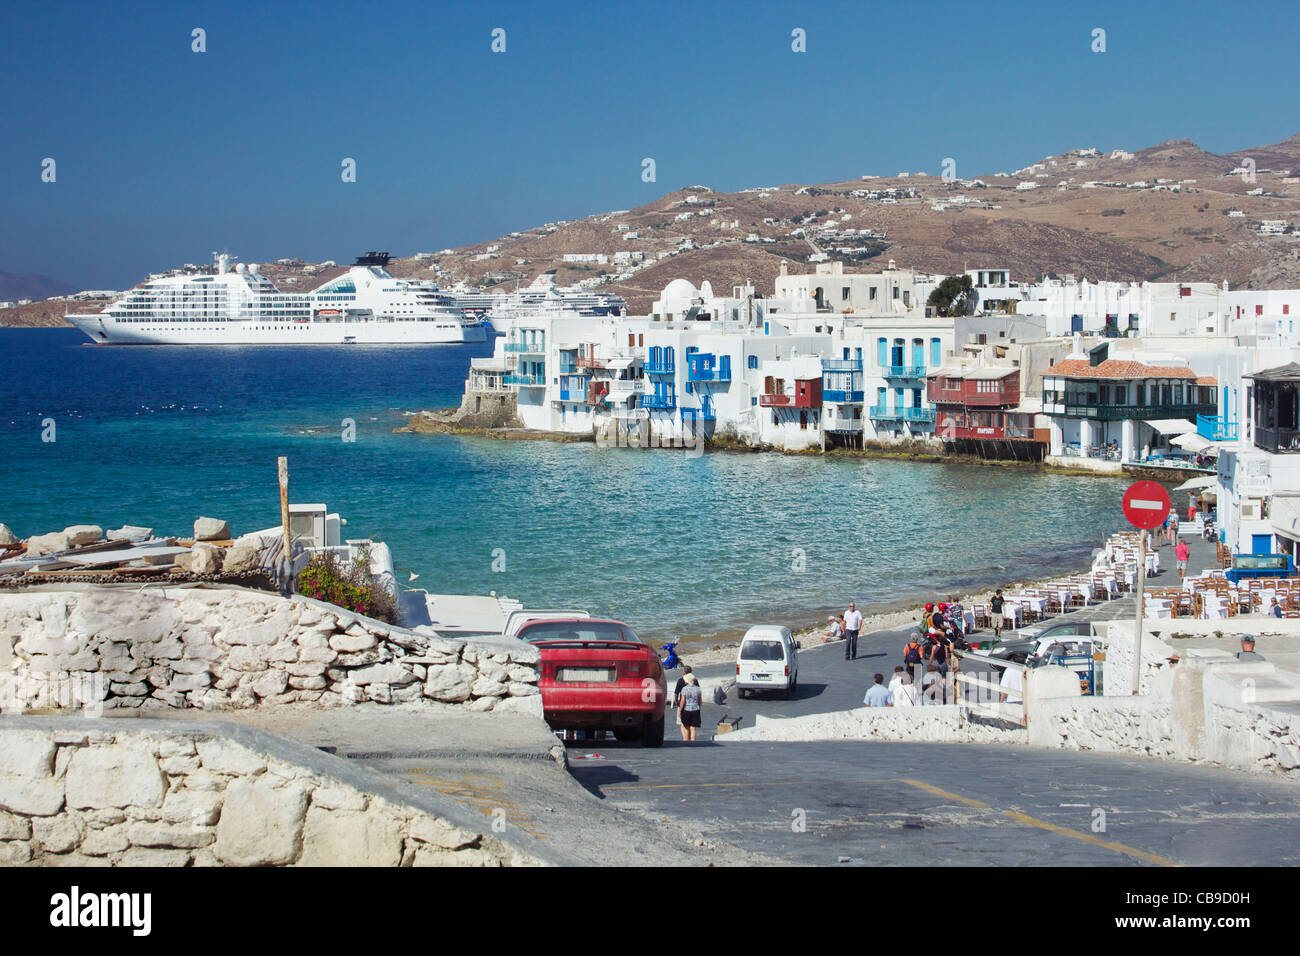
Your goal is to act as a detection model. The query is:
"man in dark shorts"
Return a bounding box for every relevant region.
[677,673,703,741]
[990,589,1005,638]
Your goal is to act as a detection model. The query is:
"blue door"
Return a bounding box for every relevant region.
[1252,534,1273,555]
[1071,315,1084,333]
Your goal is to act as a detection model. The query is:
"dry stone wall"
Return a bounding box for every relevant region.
[0,721,545,866]
[0,588,540,715]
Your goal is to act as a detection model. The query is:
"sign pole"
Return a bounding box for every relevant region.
[278,456,292,592]
[1121,479,1170,698]
[1133,530,1146,695]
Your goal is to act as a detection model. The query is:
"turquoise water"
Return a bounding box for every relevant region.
[0,329,1131,641]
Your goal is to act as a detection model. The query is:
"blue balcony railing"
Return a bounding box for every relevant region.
[884,365,926,379]
[644,359,675,374]
[1197,414,1238,442]
[640,393,676,410]
[687,354,731,382]
[504,340,544,354]
[558,362,578,374]
[822,358,863,372]
[504,372,545,386]
[904,407,936,423]
[869,405,904,420]
[823,389,865,403]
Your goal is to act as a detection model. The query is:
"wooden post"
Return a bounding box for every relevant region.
[1133,530,1147,695]
[278,457,292,591]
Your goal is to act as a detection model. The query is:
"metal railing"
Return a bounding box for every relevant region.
[953,649,1028,728]
[884,365,926,379]
[824,389,865,403]
[821,358,863,372]
[1197,414,1237,442]
[869,405,903,420]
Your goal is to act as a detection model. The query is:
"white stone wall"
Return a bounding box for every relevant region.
[725,705,1025,744]
[0,589,540,715]
[0,725,541,866]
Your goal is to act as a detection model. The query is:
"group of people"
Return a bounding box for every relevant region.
[863,664,957,707]
[862,597,976,706]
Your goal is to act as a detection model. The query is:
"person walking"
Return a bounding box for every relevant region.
[1167,510,1180,546]
[1174,539,1190,581]
[843,602,863,661]
[677,673,702,741]
[863,673,892,707]
[888,666,906,702]
[990,589,1006,638]
[1269,597,1283,618]
[922,664,943,704]
[902,632,926,683]
[893,672,921,707]
[672,664,694,738]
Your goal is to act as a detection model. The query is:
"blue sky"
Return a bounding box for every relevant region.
[1,0,1297,289]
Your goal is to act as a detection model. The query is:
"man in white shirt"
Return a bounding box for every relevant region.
[894,672,920,707]
[999,665,1023,705]
[843,602,864,660]
[888,666,905,701]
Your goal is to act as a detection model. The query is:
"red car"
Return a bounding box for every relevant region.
[516,618,666,747]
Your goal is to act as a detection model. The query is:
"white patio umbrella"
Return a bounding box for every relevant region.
[1173,475,1216,493]
[1170,432,1212,453]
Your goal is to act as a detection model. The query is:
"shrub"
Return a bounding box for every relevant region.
[296,548,397,623]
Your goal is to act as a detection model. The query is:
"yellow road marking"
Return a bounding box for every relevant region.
[604,781,805,791]
[898,778,1180,867]
[606,776,1180,866]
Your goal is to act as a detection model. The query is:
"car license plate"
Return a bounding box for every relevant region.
[752,672,770,680]
[558,667,615,683]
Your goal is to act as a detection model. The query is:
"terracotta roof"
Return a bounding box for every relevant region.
[1047,358,1197,380]
[1195,376,1218,386]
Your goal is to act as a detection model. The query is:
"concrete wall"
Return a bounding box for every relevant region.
[0,718,545,866]
[1027,656,1300,776]
[725,704,1025,744]
[0,588,540,715]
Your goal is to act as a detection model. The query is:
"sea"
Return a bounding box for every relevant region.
[0,329,1131,642]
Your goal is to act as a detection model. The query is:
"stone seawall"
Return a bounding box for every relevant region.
[0,718,548,866]
[0,588,540,715]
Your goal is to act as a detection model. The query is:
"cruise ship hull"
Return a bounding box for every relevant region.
[68,314,487,345]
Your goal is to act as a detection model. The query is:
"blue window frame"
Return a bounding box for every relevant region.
[748,354,758,369]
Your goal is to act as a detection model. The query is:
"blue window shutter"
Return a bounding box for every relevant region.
[877,338,888,367]
[931,338,941,366]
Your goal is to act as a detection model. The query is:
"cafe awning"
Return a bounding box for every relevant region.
[1272,496,1300,542]
[1147,419,1197,436]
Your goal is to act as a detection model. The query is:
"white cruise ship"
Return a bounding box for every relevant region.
[67,253,486,345]
[454,272,626,335]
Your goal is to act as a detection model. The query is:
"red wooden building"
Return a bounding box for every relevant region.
[927,367,1047,458]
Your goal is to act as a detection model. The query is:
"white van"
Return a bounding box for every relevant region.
[735,625,799,699]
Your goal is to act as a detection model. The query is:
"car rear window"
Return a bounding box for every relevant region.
[740,640,785,661]
[519,621,644,645]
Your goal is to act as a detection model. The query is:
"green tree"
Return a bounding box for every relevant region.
[926,274,975,317]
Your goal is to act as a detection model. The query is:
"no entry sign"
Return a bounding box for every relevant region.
[1122,480,1172,530]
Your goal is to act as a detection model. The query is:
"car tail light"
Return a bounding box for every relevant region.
[784,665,790,676]
[736,664,740,675]
[620,661,644,679]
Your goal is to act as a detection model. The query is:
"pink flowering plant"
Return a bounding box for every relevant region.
[296,548,397,623]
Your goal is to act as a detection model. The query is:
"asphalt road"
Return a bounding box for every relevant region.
[558,616,1300,867]
[567,738,1300,866]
